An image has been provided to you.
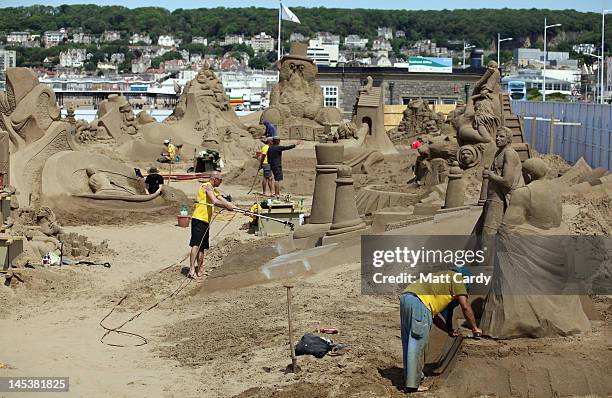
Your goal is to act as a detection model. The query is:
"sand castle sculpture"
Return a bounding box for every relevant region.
[261,42,343,140]
[395,98,442,137]
[480,158,591,338]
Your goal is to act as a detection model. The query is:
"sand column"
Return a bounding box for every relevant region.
[444,162,466,209]
[325,166,367,237]
[292,144,343,249]
[307,144,344,224]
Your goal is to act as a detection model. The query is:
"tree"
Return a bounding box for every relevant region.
[249,55,269,70]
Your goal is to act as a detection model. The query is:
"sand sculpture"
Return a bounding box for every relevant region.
[0,67,182,218]
[0,130,23,271]
[443,161,466,208]
[0,68,62,152]
[261,42,342,140]
[321,165,369,244]
[136,66,257,168]
[293,144,343,249]
[472,127,524,236]
[396,98,441,137]
[480,158,591,338]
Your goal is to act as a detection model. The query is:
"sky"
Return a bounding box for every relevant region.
[0,0,608,12]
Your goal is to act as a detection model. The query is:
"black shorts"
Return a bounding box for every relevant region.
[271,166,283,181]
[262,163,272,178]
[189,218,210,251]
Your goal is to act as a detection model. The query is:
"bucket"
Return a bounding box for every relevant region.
[177,215,191,228]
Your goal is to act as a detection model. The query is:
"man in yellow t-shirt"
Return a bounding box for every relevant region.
[189,171,237,280]
[259,136,273,196]
[399,268,481,392]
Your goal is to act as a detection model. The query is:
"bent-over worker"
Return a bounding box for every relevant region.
[399,268,482,393]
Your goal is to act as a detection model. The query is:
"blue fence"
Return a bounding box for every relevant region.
[511,101,612,170]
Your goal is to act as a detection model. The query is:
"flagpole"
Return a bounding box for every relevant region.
[277,1,282,62]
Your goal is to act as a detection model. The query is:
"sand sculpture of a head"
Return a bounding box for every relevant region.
[495,126,513,148]
[521,158,549,184]
[278,42,318,86]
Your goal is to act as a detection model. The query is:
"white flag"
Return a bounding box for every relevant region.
[281,3,301,24]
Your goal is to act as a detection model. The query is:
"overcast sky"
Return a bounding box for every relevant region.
[1,0,608,12]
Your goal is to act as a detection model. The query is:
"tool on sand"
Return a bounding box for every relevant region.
[285,284,299,373]
[196,201,295,230]
[246,165,262,194]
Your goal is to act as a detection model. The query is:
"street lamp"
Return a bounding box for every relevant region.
[543,18,562,102]
[585,52,602,103]
[600,10,611,104]
[497,34,513,67]
[463,41,475,69]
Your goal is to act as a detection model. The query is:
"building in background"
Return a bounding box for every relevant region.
[344,35,368,49]
[102,30,121,42]
[314,32,340,46]
[130,33,152,45]
[43,29,67,47]
[307,39,339,67]
[289,32,308,42]
[192,36,208,45]
[250,32,275,52]
[158,35,178,47]
[221,35,245,46]
[377,27,393,40]
[7,31,31,46]
[0,49,17,72]
[59,48,87,68]
[72,31,93,44]
[513,48,578,68]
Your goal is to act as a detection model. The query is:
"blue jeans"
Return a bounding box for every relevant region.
[400,293,433,389]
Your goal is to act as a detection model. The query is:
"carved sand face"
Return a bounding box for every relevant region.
[424,119,439,133]
[496,129,512,148]
[460,148,475,164]
[280,59,316,85]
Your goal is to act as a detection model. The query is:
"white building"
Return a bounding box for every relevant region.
[250,32,274,52]
[377,27,393,40]
[7,32,31,45]
[572,43,596,55]
[314,32,340,45]
[110,53,125,64]
[221,35,244,46]
[59,48,87,68]
[307,39,339,67]
[130,33,152,45]
[344,35,368,49]
[395,30,406,38]
[102,30,121,42]
[158,35,177,47]
[372,39,392,51]
[290,33,307,42]
[43,29,67,47]
[192,36,208,45]
[72,32,92,44]
[0,49,17,72]
[513,48,577,68]
[375,51,392,67]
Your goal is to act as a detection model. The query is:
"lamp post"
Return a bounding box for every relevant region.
[497,34,513,67]
[586,52,602,103]
[463,41,475,69]
[543,18,562,102]
[601,10,611,104]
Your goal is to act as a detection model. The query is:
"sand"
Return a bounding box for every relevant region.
[1,145,611,397]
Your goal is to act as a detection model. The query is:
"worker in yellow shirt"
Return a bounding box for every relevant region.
[400,267,481,392]
[259,136,274,196]
[157,139,177,163]
[189,171,237,280]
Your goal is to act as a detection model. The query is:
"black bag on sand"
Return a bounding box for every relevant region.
[294,333,333,358]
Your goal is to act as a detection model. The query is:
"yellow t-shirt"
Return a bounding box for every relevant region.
[404,271,468,316]
[260,144,269,164]
[167,143,177,161]
[192,181,220,223]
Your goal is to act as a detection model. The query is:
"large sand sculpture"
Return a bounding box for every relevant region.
[261,42,342,140]
[1,67,184,216]
[136,66,258,168]
[480,158,591,338]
